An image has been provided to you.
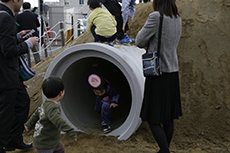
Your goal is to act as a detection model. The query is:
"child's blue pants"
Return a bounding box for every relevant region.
[94,99,111,125]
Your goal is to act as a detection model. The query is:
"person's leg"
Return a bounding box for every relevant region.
[121,0,136,26]
[106,33,117,42]
[101,102,111,133]
[90,25,100,42]
[97,33,117,45]
[31,46,41,64]
[149,123,170,153]
[163,120,174,147]
[8,80,30,147]
[36,143,64,153]
[102,0,134,43]
[0,89,17,151]
[101,0,125,40]
[94,97,102,113]
[101,102,111,125]
[90,25,116,43]
[114,12,125,40]
[124,21,129,33]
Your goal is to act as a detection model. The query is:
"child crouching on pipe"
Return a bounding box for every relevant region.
[86,0,117,46]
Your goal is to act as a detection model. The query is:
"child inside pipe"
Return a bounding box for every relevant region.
[88,73,119,133]
[86,0,117,46]
[24,77,77,153]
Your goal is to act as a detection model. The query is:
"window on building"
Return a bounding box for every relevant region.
[79,0,84,5]
[64,0,70,5]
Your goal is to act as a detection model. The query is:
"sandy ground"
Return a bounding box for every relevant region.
[9,122,230,153]
[9,0,230,153]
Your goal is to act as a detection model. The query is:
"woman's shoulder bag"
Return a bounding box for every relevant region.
[142,13,163,77]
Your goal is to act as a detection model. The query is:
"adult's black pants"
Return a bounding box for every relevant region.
[101,0,126,40]
[0,80,30,147]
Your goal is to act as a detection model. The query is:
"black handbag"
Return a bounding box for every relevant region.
[142,14,163,77]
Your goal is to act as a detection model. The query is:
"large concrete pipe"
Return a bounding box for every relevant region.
[44,43,145,140]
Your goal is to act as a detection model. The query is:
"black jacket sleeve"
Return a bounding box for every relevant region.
[0,13,29,58]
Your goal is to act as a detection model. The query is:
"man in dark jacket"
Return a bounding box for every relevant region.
[0,0,39,153]
[16,2,41,64]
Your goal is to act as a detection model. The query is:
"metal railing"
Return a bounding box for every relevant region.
[27,18,86,67]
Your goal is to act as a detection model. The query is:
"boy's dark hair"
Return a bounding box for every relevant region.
[23,2,31,9]
[87,0,101,9]
[42,77,64,98]
[153,0,179,18]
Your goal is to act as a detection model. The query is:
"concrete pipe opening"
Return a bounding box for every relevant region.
[44,43,145,140]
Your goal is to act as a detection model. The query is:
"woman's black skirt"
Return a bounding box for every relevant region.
[140,72,182,124]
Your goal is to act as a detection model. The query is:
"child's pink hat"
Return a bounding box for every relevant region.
[88,74,101,88]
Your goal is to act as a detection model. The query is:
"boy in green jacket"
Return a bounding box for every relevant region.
[25,77,77,153]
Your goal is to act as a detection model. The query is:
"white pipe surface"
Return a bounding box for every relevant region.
[44,43,145,140]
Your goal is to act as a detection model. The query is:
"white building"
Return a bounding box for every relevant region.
[59,0,90,38]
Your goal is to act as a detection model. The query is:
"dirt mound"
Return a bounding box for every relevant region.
[13,1,230,153]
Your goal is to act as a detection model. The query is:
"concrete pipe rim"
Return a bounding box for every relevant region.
[44,43,145,140]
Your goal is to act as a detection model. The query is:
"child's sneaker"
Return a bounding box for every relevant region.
[102,124,111,134]
[107,41,114,47]
[117,35,130,44]
[117,35,135,44]
[129,38,135,43]
[101,41,114,46]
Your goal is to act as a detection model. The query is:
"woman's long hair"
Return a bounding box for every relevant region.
[153,0,179,18]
